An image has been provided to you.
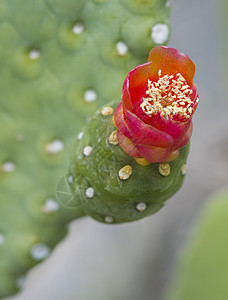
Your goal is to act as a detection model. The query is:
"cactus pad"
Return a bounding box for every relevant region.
[0,0,170,297]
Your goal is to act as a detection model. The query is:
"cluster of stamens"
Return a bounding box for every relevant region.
[140,70,199,120]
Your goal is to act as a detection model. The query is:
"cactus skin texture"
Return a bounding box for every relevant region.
[71,100,190,224]
[0,0,170,297]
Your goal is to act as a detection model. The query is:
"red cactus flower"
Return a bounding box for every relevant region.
[114,46,199,165]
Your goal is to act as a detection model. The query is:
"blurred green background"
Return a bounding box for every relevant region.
[5,0,228,299]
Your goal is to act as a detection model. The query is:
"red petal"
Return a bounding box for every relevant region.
[124,108,173,148]
[136,144,172,163]
[148,46,195,85]
[114,103,132,141]
[117,131,141,157]
[150,113,192,147]
[176,122,193,148]
[122,62,155,111]
[191,84,199,111]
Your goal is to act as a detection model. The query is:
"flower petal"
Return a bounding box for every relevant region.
[116,131,141,157]
[136,144,172,163]
[149,113,192,147]
[176,121,193,148]
[122,62,156,112]
[124,108,173,148]
[114,103,132,141]
[148,46,195,85]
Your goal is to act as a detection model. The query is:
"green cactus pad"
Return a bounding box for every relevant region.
[0,0,170,297]
[68,100,190,224]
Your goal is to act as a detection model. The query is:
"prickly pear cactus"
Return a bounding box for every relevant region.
[68,100,190,224]
[0,0,170,297]
[65,45,199,224]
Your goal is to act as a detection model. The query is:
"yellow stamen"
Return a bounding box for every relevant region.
[140,71,195,120]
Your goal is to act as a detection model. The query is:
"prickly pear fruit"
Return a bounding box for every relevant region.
[68,46,199,223]
[70,99,190,223]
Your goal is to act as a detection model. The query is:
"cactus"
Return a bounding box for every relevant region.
[67,46,199,223]
[68,99,190,224]
[0,0,170,297]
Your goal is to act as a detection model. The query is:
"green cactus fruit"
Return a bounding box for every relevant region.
[67,45,199,222]
[66,99,190,224]
[0,0,170,297]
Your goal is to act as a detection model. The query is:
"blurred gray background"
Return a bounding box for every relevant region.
[6,0,228,299]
